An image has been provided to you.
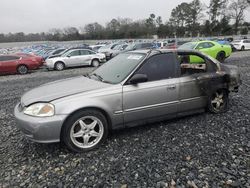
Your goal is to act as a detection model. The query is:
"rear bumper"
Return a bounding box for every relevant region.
[14,103,67,143]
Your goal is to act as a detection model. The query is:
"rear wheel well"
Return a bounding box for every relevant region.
[219,51,225,55]
[17,64,28,69]
[60,107,112,140]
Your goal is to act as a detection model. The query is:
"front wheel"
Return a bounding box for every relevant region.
[62,110,108,152]
[207,90,229,113]
[54,62,65,71]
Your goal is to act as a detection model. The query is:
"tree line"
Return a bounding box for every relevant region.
[0,0,249,43]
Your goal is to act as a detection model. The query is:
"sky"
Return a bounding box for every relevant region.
[0,0,249,34]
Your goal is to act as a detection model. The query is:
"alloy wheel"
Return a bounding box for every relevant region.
[55,62,64,71]
[70,116,104,149]
[17,65,28,74]
[211,91,224,111]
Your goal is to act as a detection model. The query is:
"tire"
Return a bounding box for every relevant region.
[207,89,229,113]
[54,62,65,71]
[17,65,28,75]
[62,110,108,152]
[91,59,100,67]
[216,52,226,63]
[241,46,245,51]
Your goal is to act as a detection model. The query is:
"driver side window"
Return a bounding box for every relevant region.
[136,54,176,82]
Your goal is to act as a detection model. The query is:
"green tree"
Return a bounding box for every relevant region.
[229,0,250,34]
[186,0,204,37]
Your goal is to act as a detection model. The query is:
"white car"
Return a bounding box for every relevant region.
[98,43,119,59]
[231,39,250,51]
[45,49,106,71]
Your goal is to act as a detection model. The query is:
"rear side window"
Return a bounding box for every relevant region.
[197,42,214,49]
[136,53,176,82]
[0,56,19,61]
[79,50,89,55]
[87,50,96,55]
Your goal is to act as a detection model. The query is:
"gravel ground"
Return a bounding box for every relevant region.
[0,52,250,188]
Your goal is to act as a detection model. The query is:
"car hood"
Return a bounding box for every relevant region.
[21,76,110,106]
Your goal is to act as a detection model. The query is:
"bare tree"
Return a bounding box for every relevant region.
[229,0,249,34]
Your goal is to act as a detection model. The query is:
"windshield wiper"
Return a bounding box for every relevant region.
[91,73,112,84]
[92,73,103,81]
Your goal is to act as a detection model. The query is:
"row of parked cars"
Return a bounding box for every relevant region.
[0,38,248,75]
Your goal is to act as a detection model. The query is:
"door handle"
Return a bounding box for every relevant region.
[166,85,176,90]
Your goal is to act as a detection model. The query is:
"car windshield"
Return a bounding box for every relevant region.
[90,53,146,84]
[233,40,241,43]
[179,42,196,49]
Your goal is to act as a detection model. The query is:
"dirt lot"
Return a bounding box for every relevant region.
[0,51,250,188]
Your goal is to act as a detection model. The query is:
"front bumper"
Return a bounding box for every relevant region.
[43,61,55,69]
[14,103,67,143]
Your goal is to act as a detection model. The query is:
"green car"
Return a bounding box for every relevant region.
[178,41,232,63]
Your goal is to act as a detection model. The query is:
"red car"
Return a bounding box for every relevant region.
[16,53,44,63]
[0,54,44,75]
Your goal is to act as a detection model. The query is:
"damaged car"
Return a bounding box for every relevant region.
[14,49,241,152]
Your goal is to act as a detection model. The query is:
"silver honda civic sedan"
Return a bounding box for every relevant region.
[14,49,241,152]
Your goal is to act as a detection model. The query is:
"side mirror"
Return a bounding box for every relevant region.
[129,74,148,84]
[67,55,71,58]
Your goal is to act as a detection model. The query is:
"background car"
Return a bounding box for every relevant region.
[231,39,250,51]
[155,41,169,49]
[45,49,106,71]
[178,40,232,63]
[98,43,120,59]
[109,44,129,58]
[0,54,44,75]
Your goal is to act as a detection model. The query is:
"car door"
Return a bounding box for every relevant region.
[244,40,250,50]
[0,56,18,73]
[122,53,179,126]
[64,50,81,67]
[80,50,97,66]
[193,42,216,63]
[178,53,215,113]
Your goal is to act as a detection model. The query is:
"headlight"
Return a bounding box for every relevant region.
[24,103,55,117]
